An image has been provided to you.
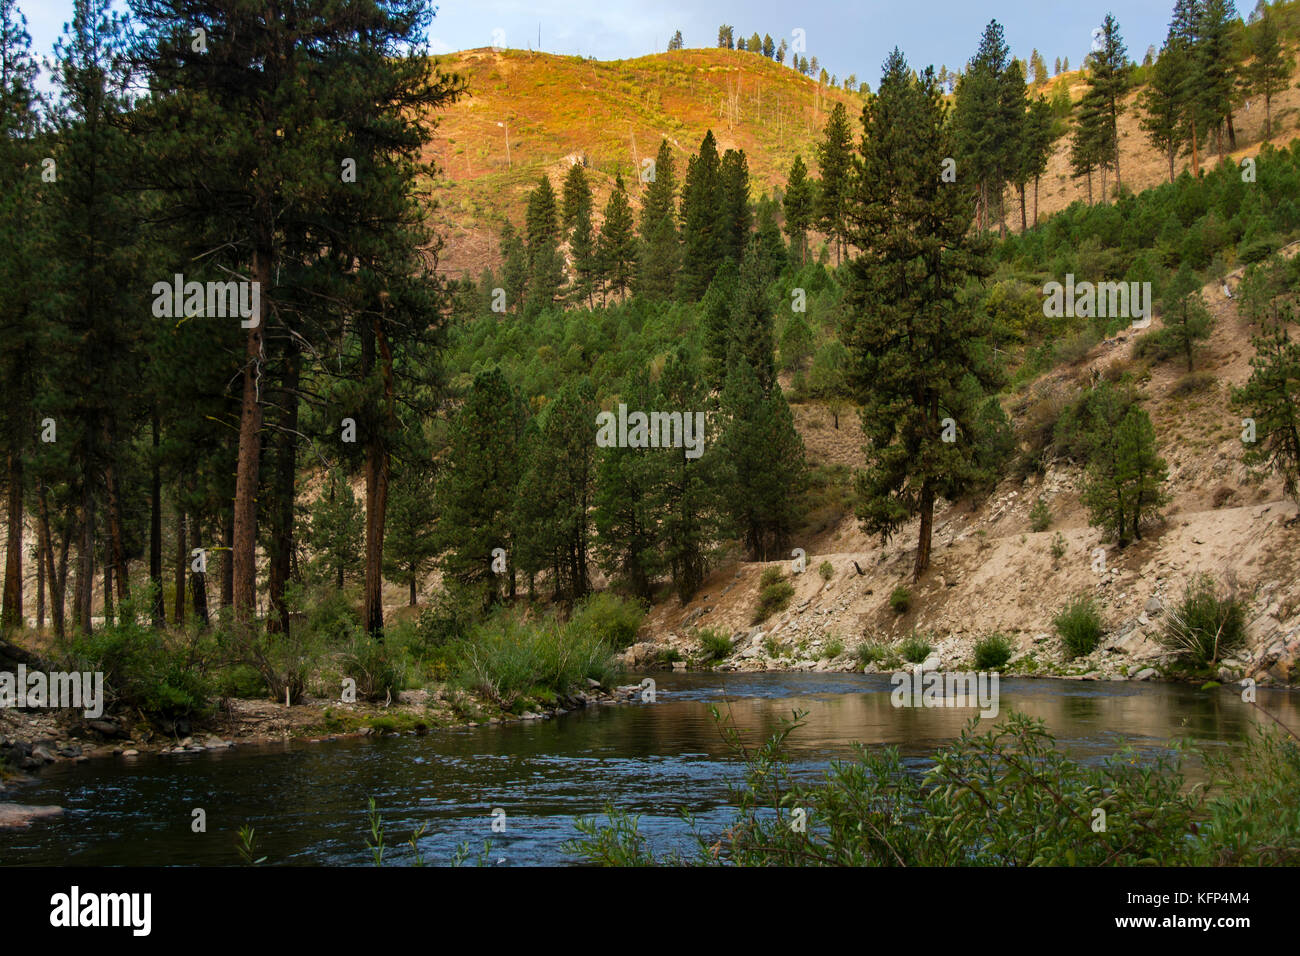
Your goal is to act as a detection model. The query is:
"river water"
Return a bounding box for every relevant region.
[1,671,1294,866]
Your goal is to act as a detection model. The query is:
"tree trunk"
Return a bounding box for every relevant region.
[912,479,935,583]
[221,510,234,609]
[2,452,23,631]
[267,341,300,635]
[190,508,209,626]
[102,537,113,626]
[37,482,64,638]
[1265,96,1272,140]
[362,313,395,640]
[1227,111,1236,150]
[408,572,416,607]
[75,476,95,634]
[150,414,164,626]
[1191,123,1200,176]
[1018,183,1027,233]
[1168,147,1175,184]
[1033,175,1040,228]
[173,503,186,627]
[232,242,270,623]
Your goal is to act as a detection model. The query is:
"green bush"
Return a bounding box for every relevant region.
[973,633,1014,670]
[856,642,893,667]
[818,560,835,582]
[1050,532,1068,561]
[1054,596,1104,658]
[1029,497,1051,532]
[341,634,407,702]
[900,634,932,664]
[568,711,1300,866]
[753,568,795,624]
[889,585,911,614]
[1159,575,1248,668]
[570,592,646,650]
[697,628,733,662]
[66,611,213,720]
[823,638,845,659]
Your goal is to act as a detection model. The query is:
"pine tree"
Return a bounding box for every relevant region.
[762,34,775,58]
[668,30,684,51]
[597,173,636,302]
[748,33,762,55]
[1195,0,1241,156]
[719,148,752,265]
[678,130,725,299]
[501,220,528,312]
[525,173,563,310]
[592,367,662,600]
[308,470,364,589]
[1156,265,1215,371]
[954,20,1022,233]
[777,39,787,64]
[1087,13,1133,191]
[562,162,596,307]
[435,368,527,606]
[1245,9,1292,139]
[816,102,854,264]
[1030,49,1049,88]
[719,358,807,560]
[1070,89,1111,204]
[636,139,679,299]
[1081,400,1169,546]
[1019,96,1057,227]
[783,155,817,263]
[0,0,39,632]
[717,25,734,49]
[1232,314,1300,501]
[843,49,1001,581]
[1141,40,1190,183]
[383,459,438,606]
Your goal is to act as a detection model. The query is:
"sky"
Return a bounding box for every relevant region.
[17,1,1211,86]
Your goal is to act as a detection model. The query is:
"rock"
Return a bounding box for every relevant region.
[920,656,942,672]
[121,748,139,756]
[586,677,603,689]
[86,719,123,738]
[671,661,687,671]
[1144,596,1163,614]
[1134,668,1158,681]
[30,744,55,764]
[0,804,64,829]
[57,745,82,758]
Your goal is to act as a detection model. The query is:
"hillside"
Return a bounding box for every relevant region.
[626,259,1300,689]
[425,43,1300,275]
[424,47,862,276]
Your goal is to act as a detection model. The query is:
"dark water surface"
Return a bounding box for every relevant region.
[1,671,1293,866]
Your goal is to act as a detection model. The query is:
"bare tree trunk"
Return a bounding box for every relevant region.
[2,452,23,631]
[267,342,300,635]
[232,242,270,623]
[102,537,113,626]
[150,414,164,626]
[173,503,186,627]
[75,476,95,633]
[913,480,935,583]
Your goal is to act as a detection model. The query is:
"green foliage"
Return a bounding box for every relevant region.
[341,633,406,702]
[856,642,895,668]
[697,627,733,662]
[1054,595,1104,658]
[1231,314,1300,501]
[818,560,834,582]
[1159,574,1248,668]
[1050,532,1068,561]
[823,637,845,659]
[888,585,911,614]
[973,632,1015,670]
[899,634,932,663]
[569,592,646,650]
[753,566,795,624]
[1029,496,1051,531]
[570,710,1300,866]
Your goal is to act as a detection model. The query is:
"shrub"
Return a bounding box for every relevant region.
[900,634,933,664]
[1054,596,1104,658]
[1159,575,1248,668]
[889,585,911,614]
[818,560,835,582]
[697,627,733,662]
[1029,497,1051,532]
[571,592,646,650]
[973,633,1014,670]
[1050,532,1068,561]
[753,569,795,624]
[341,634,407,702]
[856,642,892,667]
[823,638,845,659]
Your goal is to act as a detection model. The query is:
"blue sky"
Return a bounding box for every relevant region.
[18,1,1206,86]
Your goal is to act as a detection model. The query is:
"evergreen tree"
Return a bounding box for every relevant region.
[777,38,787,64]
[1070,89,1111,204]
[1030,49,1049,88]
[842,49,1002,581]
[0,0,39,632]
[1156,265,1215,371]
[719,148,752,265]
[1231,314,1300,501]
[636,139,679,298]
[668,30,683,51]
[1245,8,1292,139]
[1081,401,1169,546]
[1019,95,1057,227]
[434,369,527,606]
[717,25,734,49]
[562,163,596,307]
[592,367,662,600]
[718,358,808,560]
[783,155,817,263]
[748,33,762,54]
[1087,13,1133,190]
[307,470,364,589]
[1194,0,1241,156]
[1140,40,1191,182]
[816,102,854,264]
[809,340,851,428]
[383,459,438,606]
[678,130,725,299]
[500,219,528,312]
[762,34,775,58]
[954,20,1022,233]
[525,173,563,310]
[597,173,637,302]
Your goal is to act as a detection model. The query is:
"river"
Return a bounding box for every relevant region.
[1,671,1294,866]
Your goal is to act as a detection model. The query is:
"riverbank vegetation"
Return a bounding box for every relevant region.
[566,708,1300,865]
